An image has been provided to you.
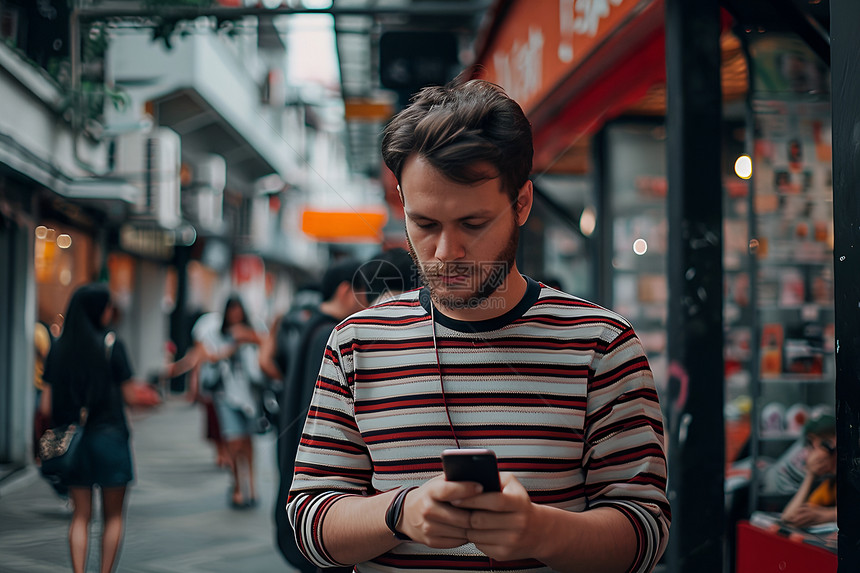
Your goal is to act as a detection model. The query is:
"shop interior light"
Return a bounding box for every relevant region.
[56,234,73,249]
[35,226,48,240]
[734,155,753,179]
[59,268,72,286]
[579,206,596,237]
[633,238,648,255]
[261,0,282,9]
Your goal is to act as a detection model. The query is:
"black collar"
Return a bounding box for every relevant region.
[418,276,541,333]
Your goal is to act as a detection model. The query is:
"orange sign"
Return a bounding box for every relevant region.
[344,98,395,122]
[478,0,644,114]
[301,209,388,243]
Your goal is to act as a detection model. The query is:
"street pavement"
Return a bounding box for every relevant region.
[0,397,296,573]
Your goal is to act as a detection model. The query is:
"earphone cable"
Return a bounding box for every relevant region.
[430,303,460,449]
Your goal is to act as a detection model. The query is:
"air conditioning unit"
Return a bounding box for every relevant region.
[115,128,182,229]
[189,154,226,232]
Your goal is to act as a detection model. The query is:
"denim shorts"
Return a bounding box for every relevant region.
[66,425,134,488]
[214,398,255,440]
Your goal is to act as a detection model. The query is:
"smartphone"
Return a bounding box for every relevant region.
[441,448,501,492]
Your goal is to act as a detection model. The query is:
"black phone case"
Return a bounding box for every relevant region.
[441,449,501,492]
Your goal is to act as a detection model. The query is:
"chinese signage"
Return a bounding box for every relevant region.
[479,0,644,114]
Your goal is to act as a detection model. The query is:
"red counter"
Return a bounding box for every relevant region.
[736,521,837,573]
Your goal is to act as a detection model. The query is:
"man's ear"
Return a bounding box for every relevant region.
[335,281,353,302]
[515,180,533,226]
[397,184,404,205]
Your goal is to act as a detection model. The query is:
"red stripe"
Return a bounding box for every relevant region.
[364,430,451,443]
[589,446,666,469]
[355,340,434,351]
[340,315,428,328]
[355,397,442,413]
[307,409,359,431]
[358,367,438,381]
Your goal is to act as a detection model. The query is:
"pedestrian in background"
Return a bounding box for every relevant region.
[269,258,369,573]
[39,283,136,573]
[781,413,837,527]
[192,295,264,509]
[259,282,322,455]
[32,320,52,458]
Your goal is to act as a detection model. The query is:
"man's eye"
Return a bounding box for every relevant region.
[463,221,487,230]
[414,221,437,229]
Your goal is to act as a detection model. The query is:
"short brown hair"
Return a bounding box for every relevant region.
[381,79,533,201]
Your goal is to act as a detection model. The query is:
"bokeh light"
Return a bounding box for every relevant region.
[734,155,752,179]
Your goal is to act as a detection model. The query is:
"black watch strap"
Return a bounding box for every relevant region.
[385,486,418,541]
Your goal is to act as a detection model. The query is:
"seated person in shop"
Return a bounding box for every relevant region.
[780,413,837,528]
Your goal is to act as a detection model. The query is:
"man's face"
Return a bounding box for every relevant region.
[400,156,526,311]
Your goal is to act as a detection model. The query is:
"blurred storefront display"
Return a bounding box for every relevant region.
[472,1,834,571]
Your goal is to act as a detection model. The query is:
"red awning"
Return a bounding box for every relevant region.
[473,0,665,171]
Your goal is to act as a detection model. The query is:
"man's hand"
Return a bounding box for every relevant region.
[451,472,544,562]
[398,475,483,548]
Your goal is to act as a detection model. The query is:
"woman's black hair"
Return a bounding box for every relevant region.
[52,282,113,407]
[220,295,251,335]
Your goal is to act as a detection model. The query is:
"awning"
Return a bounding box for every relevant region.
[473,0,665,172]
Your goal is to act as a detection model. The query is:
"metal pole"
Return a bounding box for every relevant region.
[169,244,191,394]
[830,0,860,569]
[591,128,610,307]
[664,0,724,571]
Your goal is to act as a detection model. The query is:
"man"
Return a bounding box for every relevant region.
[259,283,323,388]
[259,283,323,451]
[272,259,369,572]
[287,80,669,573]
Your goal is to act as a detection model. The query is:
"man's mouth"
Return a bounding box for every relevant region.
[438,274,469,286]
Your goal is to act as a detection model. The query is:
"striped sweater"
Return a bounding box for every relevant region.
[287,278,670,572]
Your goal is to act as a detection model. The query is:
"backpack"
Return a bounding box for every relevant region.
[274,306,316,380]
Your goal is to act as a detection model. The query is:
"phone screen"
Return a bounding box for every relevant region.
[441,448,501,492]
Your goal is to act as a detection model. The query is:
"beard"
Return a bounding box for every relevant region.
[405,219,519,311]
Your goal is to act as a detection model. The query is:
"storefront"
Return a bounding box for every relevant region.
[473,0,839,570]
[0,174,37,477]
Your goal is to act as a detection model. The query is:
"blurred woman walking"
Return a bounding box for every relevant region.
[39,283,136,573]
[192,295,263,508]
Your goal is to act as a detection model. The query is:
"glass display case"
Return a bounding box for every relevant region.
[738,34,834,511]
[604,121,668,392]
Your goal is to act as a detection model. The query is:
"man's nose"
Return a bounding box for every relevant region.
[434,229,466,262]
